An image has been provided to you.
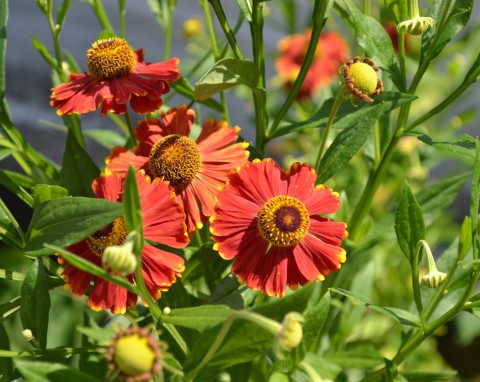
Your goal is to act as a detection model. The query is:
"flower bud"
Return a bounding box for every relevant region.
[342,56,384,103]
[274,312,304,356]
[22,329,34,341]
[422,270,447,288]
[182,18,203,39]
[397,17,435,35]
[102,241,137,275]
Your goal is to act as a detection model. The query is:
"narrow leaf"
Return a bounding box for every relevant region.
[56,0,72,30]
[470,140,480,249]
[25,197,122,256]
[384,0,408,24]
[0,323,12,378]
[194,58,259,100]
[417,133,476,157]
[394,181,425,262]
[163,305,233,331]
[31,185,69,206]
[316,105,381,183]
[84,129,125,149]
[19,259,50,350]
[60,130,99,197]
[303,291,330,351]
[0,0,7,100]
[15,360,100,382]
[0,169,34,207]
[30,36,56,68]
[458,216,472,260]
[400,370,458,382]
[235,0,252,21]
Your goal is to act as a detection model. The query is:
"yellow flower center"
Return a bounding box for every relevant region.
[114,333,156,377]
[347,62,378,95]
[86,217,127,257]
[87,37,136,81]
[149,134,202,187]
[257,195,310,247]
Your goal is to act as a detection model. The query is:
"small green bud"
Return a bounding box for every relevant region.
[397,17,435,35]
[422,270,447,288]
[102,241,137,275]
[274,312,304,357]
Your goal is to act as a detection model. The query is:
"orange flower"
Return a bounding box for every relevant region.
[59,170,188,314]
[210,159,348,297]
[106,105,250,234]
[275,30,349,99]
[50,37,181,116]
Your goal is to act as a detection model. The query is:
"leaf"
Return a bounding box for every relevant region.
[323,345,384,368]
[31,185,69,206]
[0,0,7,100]
[183,243,220,282]
[60,130,99,197]
[394,181,425,262]
[316,105,381,183]
[342,0,402,89]
[30,36,56,68]
[24,197,122,256]
[163,305,233,331]
[194,58,259,100]
[56,0,72,30]
[330,288,420,327]
[14,360,100,382]
[421,0,474,63]
[171,77,224,113]
[303,291,330,351]
[458,216,472,261]
[235,0,252,21]
[0,169,34,207]
[384,0,408,24]
[0,199,23,249]
[84,129,125,149]
[400,370,458,382]
[19,259,50,350]
[417,133,477,157]
[272,92,416,139]
[470,140,480,251]
[0,323,12,378]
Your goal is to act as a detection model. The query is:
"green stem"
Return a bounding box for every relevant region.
[119,0,126,39]
[123,111,137,146]
[398,31,407,92]
[413,241,427,329]
[250,1,268,155]
[408,0,420,19]
[268,0,328,137]
[91,0,115,34]
[208,0,245,60]
[298,360,324,382]
[314,90,346,173]
[162,0,175,60]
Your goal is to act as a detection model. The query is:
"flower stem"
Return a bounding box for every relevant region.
[90,0,115,34]
[118,0,126,39]
[123,110,137,147]
[268,0,328,137]
[412,241,427,329]
[314,89,346,174]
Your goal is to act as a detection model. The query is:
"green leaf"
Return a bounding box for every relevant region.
[303,291,330,351]
[183,243,219,282]
[60,130,99,197]
[84,129,125,149]
[458,216,472,261]
[235,0,252,21]
[56,0,72,30]
[394,181,425,262]
[0,0,7,101]
[30,36,56,68]
[0,169,34,207]
[15,360,100,382]
[324,345,384,368]
[171,77,224,113]
[0,323,12,378]
[184,284,315,379]
[316,105,381,183]
[400,370,458,382]
[194,58,259,100]
[384,0,408,24]
[163,305,233,331]
[24,197,122,256]
[19,259,50,350]
[341,0,402,89]
[31,185,69,206]
[421,0,474,63]
[470,140,480,252]
[272,92,415,139]
[330,288,420,327]
[417,133,477,157]
[0,199,23,249]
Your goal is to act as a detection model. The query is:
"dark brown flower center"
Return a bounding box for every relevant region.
[148,134,202,187]
[87,37,136,81]
[257,195,310,247]
[86,217,127,257]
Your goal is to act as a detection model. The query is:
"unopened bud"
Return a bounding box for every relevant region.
[423,270,447,288]
[102,241,137,275]
[274,312,304,356]
[397,17,435,35]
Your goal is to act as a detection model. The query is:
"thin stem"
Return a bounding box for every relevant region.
[413,241,427,329]
[91,0,115,34]
[162,0,174,60]
[397,31,407,92]
[208,0,245,60]
[268,0,328,137]
[363,0,371,16]
[298,360,324,382]
[123,111,137,146]
[408,0,421,18]
[314,90,346,173]
[119,0,126,39]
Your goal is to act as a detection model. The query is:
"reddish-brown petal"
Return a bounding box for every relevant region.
[105,148,150,178]
[303,185,341,215]
[92,171,124,202]
[308,216,348,245]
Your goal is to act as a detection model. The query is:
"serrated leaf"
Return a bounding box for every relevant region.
[15,360,100,382]
[417,133,476,157]
[19,259,50,350]
[272,92,415,139]
[24,197,122,256]
[60,130,99,197]
[421,0,474,63]
[194,58,259,100]
[316,105,381,183]
[163,305,233,331]
[31,185,69,206]
[395,181,425,262]
[330,288,420,327]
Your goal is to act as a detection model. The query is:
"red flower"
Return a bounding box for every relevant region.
[275,31,349,99]
[50,37,181,116]
[59,170,189,314]
[210,159,348,297]
[384,21,410,53]
[106,105,250,234]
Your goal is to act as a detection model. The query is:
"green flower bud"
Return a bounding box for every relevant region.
[274,312,304,357]
[102,241,137,275]
[422,270,447,288]
[397,17,435,35]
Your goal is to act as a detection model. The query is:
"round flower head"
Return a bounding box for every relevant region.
[106,327,161,382]
[275,30,349,99]
[210,159,348,297]
[58,170,189,314]
[106,105,250,234]
[342,56,384,103]
[50,37,181,116]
